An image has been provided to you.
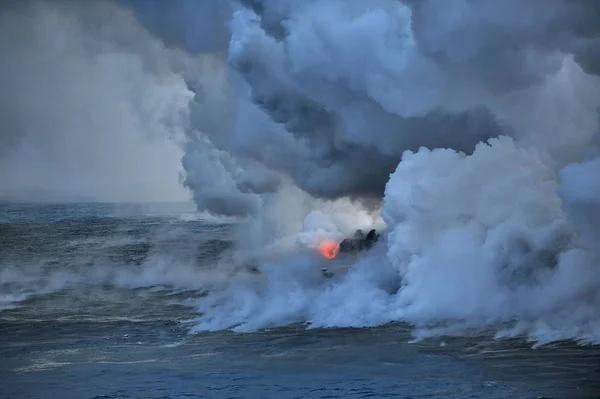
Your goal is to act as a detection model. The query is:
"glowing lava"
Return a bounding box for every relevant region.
[318,240,339,260]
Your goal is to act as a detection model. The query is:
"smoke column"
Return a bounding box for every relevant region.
[178,0,600,343]
[131,0,600,218]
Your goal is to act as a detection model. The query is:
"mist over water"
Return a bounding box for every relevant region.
[0,0,193,203]
[3,0,600,353]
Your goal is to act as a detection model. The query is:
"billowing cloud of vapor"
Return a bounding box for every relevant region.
[0,0,196,203]
[128,0,600,343]
[143,0,600,215]
[5,0,600,344]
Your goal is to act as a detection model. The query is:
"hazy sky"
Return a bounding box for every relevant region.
[0,1,197,203]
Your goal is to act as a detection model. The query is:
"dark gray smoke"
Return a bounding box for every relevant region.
[126,0,231,55]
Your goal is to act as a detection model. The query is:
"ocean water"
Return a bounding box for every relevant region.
[1,202,599,399]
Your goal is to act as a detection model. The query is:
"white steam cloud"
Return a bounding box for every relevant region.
[179,0,600,344]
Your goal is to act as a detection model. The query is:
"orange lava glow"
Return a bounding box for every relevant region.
[318,240,339,260]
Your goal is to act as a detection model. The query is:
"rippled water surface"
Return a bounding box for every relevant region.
[1,202,599,399]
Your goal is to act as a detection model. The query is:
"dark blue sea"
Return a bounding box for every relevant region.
[1,202,599,399]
